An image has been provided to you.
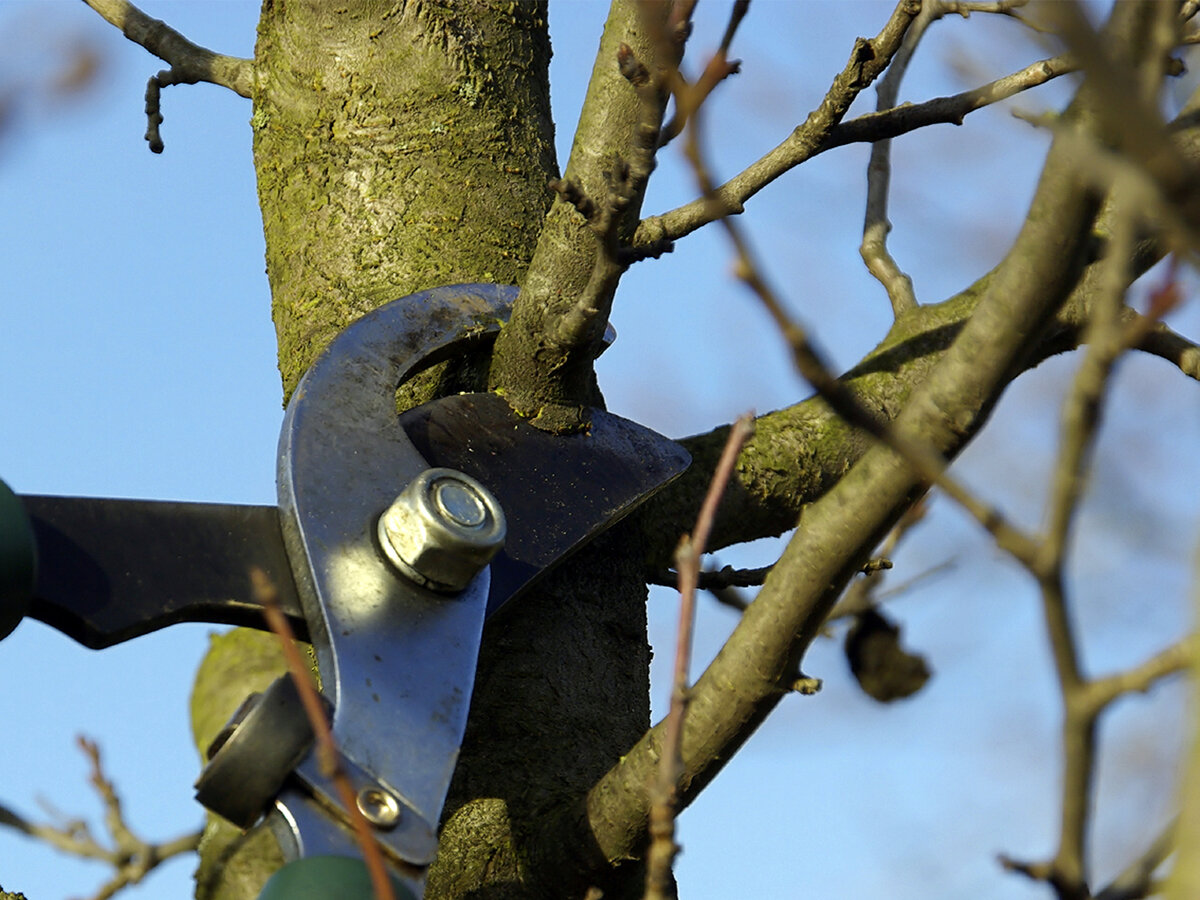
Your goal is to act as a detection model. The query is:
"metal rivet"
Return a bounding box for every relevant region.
[356,787,402,830]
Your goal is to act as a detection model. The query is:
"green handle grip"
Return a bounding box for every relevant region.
[0,478,35,642]
[257,856,417,900]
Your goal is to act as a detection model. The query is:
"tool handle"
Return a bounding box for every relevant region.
[0,478,35,641]
[257,856,417,900]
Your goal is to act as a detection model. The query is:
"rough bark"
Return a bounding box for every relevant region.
[190,3,656,898]
[251,0,557,400]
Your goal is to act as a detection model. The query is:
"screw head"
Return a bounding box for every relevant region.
[377,468,506,592]
[356,787,402,829]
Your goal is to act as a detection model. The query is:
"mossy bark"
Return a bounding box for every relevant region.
[192,3,652,898]
[251,0,558,400]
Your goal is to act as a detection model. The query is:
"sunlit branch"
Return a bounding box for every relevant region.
[634,41,1078,253]
[645,414,754,900]
[81,0,255,153]
[829,52,1077,149]
[860,0,941,317]
[633,0,921,250]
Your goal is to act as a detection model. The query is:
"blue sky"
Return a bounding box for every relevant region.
[1,3,1198,899]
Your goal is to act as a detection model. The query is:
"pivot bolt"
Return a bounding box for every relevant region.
[377,468,506,592]
[356,787,402,830]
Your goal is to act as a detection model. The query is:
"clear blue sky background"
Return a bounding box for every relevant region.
[1,3,1198,899]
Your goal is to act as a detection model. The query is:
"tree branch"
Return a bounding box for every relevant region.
[633,0,920,250]
[487,0,681,429]
[632,47,1081,252]
[81,0,254,97]
[860,0,943,317]
[0,738,201,900]
[568,4,1118,873]
[645,414,754,900]
[634,98,1200,571]
[833,52,1078,149]
[81,0,255,152]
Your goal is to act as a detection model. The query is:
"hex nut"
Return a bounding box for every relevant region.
[377,468,506,592]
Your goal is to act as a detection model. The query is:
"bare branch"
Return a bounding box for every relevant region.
[673,77,1046,574]
[637,44,1078,250]
[81,0,254,96]
[990,15,1187,879]
[633,0,921,250]
[645,414,754,900]
[578,9,1108,870]
[860,0,942,317]
[1084,635,1197,714]
[488,0,679,429]
[0,739,201,900]
[81,0,255,152]
[1134,316,1200,378]
[636,102,1200,573]
[831,51,1078,149]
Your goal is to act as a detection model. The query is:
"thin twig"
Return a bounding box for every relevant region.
[633,26,1083,253]
[645,413,755,900]
[829,498,929,621]
[81,0,254,152]
[1084,635,1197,715]
[1029,186,1136,899]
[998,151,1192,897]
[658,0,749,148]
[81,0,253,96]
[633,0,921,250]
[674,50,1044,572]
[860,0,942,317]
[252,568,396,900]
[0,739,201,900]
[828,52,1077,150]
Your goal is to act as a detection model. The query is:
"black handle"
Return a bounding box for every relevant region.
[0,478,36,641]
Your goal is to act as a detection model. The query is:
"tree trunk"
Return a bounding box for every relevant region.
[191,2,652,898]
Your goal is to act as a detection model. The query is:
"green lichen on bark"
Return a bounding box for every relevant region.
[251,0,558,400]
[637,275,986,564]
[193,4,657,898]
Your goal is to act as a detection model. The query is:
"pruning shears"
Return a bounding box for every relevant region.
[0,284,690,899]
